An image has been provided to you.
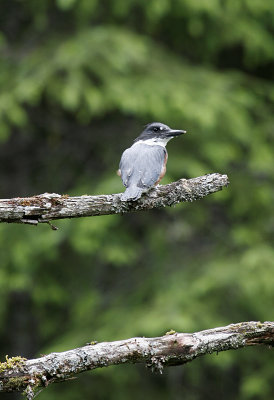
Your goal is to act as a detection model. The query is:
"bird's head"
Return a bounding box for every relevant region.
[135,122,186,144]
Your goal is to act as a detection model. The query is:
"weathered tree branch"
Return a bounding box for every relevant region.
[0,321,273,398]
[0,173,228,226]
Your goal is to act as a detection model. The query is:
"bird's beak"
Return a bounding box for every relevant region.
[167,129,187,137]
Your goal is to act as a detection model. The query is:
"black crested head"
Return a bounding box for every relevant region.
[134,122,186,142]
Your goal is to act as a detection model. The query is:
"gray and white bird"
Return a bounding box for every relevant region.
[118,122,186,201]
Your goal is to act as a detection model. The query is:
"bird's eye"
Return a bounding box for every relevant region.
[153,127,159,132]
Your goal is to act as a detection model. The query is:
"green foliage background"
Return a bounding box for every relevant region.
[0,1,274,399]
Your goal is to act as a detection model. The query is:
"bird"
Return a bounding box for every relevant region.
[118,122,186,201]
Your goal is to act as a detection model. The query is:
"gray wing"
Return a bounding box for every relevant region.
[119,143,166,189]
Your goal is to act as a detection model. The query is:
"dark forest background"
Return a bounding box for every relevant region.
[0,1,274,399]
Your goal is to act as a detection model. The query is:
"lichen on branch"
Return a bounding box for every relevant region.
[0,321,273,398]
[0,173,229,226]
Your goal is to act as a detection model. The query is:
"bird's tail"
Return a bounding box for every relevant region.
[120,186,144,201]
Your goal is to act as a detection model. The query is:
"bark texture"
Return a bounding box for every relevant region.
[0,173,228,226]
[0,321,273,398]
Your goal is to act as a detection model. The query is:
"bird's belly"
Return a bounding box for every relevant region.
[156,152,168,184]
